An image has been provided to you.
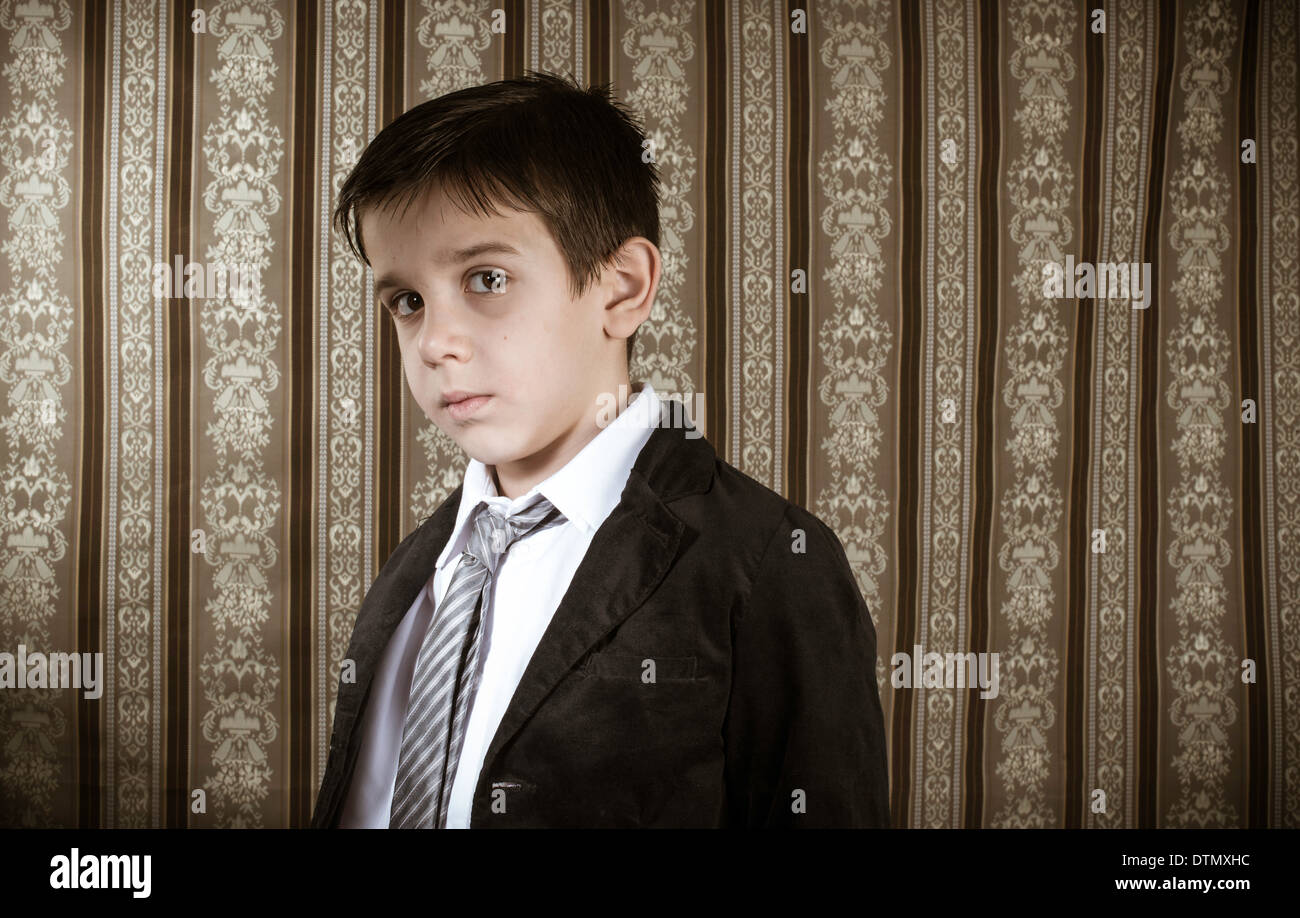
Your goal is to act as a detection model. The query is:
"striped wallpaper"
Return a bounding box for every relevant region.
[0,0,1295,828]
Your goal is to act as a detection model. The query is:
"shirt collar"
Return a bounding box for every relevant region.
[434,381,662,571]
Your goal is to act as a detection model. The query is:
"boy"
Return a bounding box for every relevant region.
[311,71,889,828]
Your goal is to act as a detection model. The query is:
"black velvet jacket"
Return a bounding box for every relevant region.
[311,400,890,828]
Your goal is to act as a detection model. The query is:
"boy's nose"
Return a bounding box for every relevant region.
[416,305,473,364]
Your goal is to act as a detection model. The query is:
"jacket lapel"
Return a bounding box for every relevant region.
[474,401,716,790]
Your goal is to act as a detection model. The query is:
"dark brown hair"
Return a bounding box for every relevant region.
[333,70,660,366]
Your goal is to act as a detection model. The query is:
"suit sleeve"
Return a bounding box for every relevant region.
[722,504,891,827]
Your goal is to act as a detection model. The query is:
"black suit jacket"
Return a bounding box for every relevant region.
[312,400,890,828]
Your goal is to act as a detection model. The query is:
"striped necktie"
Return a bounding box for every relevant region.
[388,491,566,828]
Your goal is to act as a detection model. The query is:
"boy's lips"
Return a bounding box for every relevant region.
[443,392,492,420]
[440,389,489,407]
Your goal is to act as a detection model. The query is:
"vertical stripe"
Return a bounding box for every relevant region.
[78,0,109,830]
[1122,1,1156,827]
[0,0,76,827]
[1084,0,1157,829]
[704,1,728,459]
[104,0,121,831]
[965,0,1000,829]
[986,0,1072,828]
[504,0,525,77]
[530,0,539,73]
[615,0,699,453]
[913,0,980,829]
[773,0,786,493]
[164,0,192,829]
[377,0,404,568]
[1257,0,1299,828]
[589,1,610,90]
[365,0,378,664]
[1235,0,1266,828]
[575,0,583,76]
[917,0,936,826]
[785,0,809,508]
[1158,0,1240,827]
[289,0,320,828]
[952,0,980,828]
[729,3,740,464]
[1258,0,1276,824]
[317,0,334,798]
[1066,0,1104,828]
[893,0,923,826]
[318,0,382,798]
[191,0,287,828]
[914,0,934,826]
[1135,0,1177,828]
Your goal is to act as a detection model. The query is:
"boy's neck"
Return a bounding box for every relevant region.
[489,375,639,501]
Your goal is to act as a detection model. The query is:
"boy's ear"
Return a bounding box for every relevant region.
[602,237,659,343]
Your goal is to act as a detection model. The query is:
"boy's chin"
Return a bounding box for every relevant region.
[448,431,523,468]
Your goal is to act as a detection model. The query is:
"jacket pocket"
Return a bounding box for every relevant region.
[579,652,697,682]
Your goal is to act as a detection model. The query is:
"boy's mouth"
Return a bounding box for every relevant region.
[442,392,492,420]
[441,389,490,406]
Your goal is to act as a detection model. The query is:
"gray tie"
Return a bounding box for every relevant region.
[388,491,566,828]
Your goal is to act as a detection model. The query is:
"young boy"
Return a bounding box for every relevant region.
[311,71,889,829]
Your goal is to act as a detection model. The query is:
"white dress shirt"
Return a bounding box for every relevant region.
[340,381,662,827]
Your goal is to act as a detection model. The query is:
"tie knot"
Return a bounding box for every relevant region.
[465,492,564,575]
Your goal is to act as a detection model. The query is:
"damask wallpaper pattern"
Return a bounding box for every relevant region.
[0,0,1294,828]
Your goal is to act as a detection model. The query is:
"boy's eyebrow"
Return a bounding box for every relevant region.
[374,241,524,293]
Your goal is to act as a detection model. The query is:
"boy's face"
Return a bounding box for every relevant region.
[360,181,640,484]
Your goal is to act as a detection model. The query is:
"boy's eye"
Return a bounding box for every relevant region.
[391,291,422,317]
[469,269,508,294]
[386,270,506,317]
